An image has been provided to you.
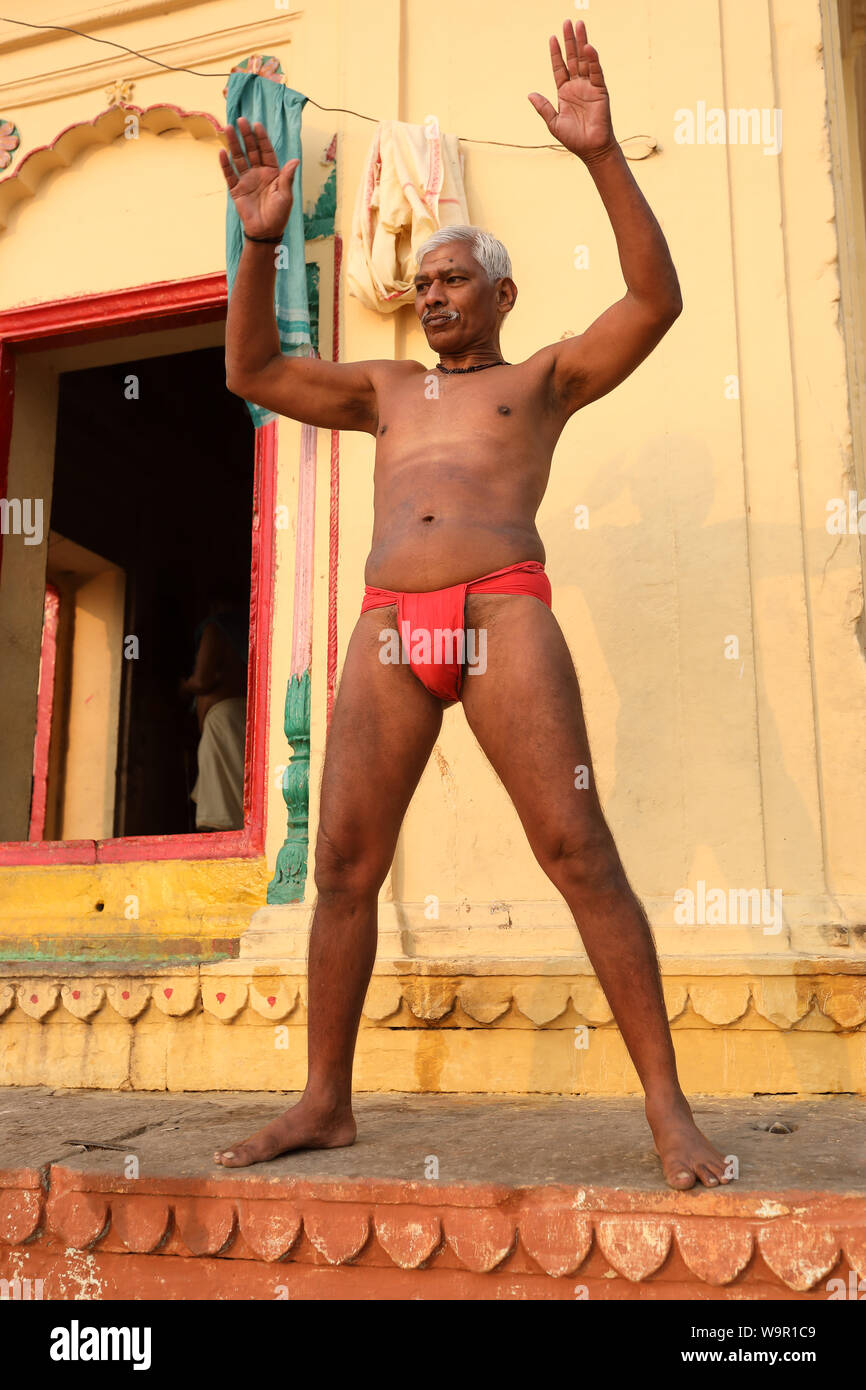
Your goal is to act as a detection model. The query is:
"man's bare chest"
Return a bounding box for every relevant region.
[373,367,551,449]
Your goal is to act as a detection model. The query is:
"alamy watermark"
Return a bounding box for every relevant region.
[674,102,782,156]
[50,1320,151,1370]
[0,497,43,546]
[379,623,488,675]
[826,491,866,533]
[674,880,783,935]
[1,1276,44,1300]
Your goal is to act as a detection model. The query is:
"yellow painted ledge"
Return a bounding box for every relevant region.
[0,858,270,952]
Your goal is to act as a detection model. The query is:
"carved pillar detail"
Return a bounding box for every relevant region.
[268,671,311,902]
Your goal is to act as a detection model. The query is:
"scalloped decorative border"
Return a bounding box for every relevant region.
[0,974,864,1030]
[0,102,225,230]
[1,1178,863,1290]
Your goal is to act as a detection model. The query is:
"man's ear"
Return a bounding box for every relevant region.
[497,277,517,314]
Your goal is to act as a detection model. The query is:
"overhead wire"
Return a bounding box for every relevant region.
[0,15,650,152]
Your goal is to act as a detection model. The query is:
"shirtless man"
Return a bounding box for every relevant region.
[215,19,731,1189]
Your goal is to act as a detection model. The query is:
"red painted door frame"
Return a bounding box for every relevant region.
[0,274,273,864]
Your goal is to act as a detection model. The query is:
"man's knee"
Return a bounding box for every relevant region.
[537,823,625,898]
[313,824,389,900]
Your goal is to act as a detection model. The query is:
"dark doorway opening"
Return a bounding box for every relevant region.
[49,343,255,838]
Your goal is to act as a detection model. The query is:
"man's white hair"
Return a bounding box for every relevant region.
[415,224,512,283]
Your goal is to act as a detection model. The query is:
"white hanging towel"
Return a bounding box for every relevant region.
[347,117,469,312]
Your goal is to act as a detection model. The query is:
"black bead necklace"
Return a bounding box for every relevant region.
[435,359,510,374]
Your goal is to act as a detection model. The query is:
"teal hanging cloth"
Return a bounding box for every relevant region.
[225,69,311,428]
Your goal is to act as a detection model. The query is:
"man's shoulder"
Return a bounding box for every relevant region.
[519,342,565,375]
[367,357,430,378]
[362,358,434,394]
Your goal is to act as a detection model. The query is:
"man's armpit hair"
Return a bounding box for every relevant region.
[552,352,591,412]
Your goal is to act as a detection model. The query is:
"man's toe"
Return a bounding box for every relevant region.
[667,1163,696,1190]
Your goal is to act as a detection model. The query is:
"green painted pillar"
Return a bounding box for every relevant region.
[267,670,311,903]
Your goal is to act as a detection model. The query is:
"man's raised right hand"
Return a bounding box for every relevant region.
[219,116,299,240]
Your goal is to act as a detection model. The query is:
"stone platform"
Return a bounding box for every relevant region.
[1,1089,864,1300]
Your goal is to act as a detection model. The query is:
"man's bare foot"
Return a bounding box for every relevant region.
[213,1096,357,1168]
[645,1091,732,1191]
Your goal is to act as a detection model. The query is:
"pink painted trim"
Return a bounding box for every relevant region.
[28,584,60,841]
[326,235,343,728]
[244,415,276,843]
[326,431,340,727]
[289,414,318,681]
[0,839,98,865]
[0,279,274,867]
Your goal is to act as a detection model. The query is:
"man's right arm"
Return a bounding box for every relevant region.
[225,238,380,434]
[220,118,381,434]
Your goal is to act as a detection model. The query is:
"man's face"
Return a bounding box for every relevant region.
[414,245,507,346]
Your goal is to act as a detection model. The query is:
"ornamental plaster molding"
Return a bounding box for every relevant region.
[0,101,225,230]
[1,1173,863,1291]
[0,972,864,1030]
[0,13,302,109]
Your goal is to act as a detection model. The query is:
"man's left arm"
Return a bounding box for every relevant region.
[529,20,682,415]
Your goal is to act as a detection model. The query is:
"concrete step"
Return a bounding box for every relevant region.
[1,1088,864,1300]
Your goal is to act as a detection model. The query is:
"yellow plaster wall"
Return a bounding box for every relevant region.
[0,0,863,966]
[776,3,866,912]
[307,0,866,946]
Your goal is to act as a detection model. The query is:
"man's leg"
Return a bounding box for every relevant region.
[459,593,730,1190]
[215,607,443,1166]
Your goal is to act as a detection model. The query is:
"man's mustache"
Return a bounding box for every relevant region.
[422,309,459,326]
